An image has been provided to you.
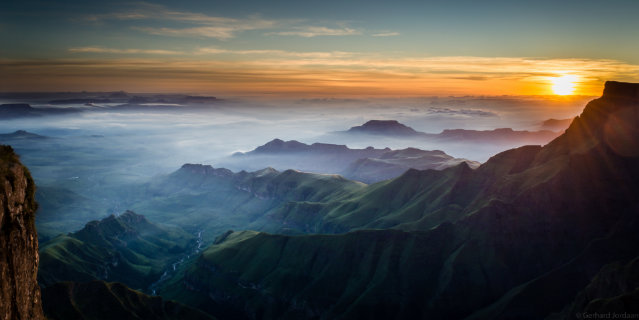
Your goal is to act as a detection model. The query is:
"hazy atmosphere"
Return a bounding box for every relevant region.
[1,1,638,320]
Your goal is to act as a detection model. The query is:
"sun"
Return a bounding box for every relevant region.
[551,75,578,95]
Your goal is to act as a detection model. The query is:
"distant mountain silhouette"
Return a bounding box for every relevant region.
[346,120,426,136]
[0,130,48,140]
[48,98,114,105]
[250,138,319,153]
[0,103,40,118]
[437,127,559,143]
[228,140,478,183]
[338,119,562,145]
[0,103,81,119]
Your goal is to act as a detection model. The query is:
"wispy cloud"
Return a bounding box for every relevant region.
[133,26,243,40]
[67,46,355,59]
[266,26,360,37]
[428,107,498,117]
[195,47,355,59]
[69,47,183,55]
[87,2,262,25]
[87,3,276,40]
[85,3,367,40]
[372,32,400,37]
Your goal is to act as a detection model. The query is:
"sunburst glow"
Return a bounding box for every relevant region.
[551,75,578,95]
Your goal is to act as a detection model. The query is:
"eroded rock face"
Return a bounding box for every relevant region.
[0,145,44,320]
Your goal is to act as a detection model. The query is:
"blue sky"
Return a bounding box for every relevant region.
[1,0,638,95]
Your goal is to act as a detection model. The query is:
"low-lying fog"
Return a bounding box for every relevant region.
[0,94,590,237]
[3,95,589,168]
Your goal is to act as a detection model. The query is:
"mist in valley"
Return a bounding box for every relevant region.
[2,96,585,238]
[0,94,588,241]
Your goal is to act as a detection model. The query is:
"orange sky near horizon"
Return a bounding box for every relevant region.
[1,55,636,97]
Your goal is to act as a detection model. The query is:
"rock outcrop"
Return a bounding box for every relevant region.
[229,139,478,183]
[0,145,45,320]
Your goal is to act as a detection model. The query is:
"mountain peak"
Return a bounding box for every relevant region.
[254,167,279,176]
[71,211,159,247]
[253,139,310,153]
[535,81,639,163]
[579,81,639,125]
[177,163,233,178]
[602,81,639,100]
[0,130,48,140]
[347,120,422,136]
[117,210,147,225]
[365,119,400,125]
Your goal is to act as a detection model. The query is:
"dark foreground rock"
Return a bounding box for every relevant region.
[0,145,45,319]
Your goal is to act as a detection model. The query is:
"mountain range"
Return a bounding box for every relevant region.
[36,210,215,319]
[339,119,561,145]
[2,81,639,319]
[38,211,197,291]
[129,164,366,239]
[152,81,639,319]
[0,103,84,119]
[226,139,479,183]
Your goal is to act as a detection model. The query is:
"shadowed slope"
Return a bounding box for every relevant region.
[226,140,478,184]
[38,211,195,290]
[129,165,366,240]
[41,281,215,320]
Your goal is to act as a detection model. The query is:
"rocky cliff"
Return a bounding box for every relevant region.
[0,145,45,319]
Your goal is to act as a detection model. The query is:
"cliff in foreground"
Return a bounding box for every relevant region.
[0,145,44,319]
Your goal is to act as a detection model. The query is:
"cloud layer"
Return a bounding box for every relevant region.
[266,26,361,37]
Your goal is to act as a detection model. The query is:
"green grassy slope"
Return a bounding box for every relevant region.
[253,144,545,234]
[160,227,460,319]
[129,165,366,241]
[38,211,195,291]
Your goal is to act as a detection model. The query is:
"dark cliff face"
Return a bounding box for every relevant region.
[0,145,45,320]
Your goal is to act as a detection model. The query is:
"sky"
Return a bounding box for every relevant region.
[1,0,638,96]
